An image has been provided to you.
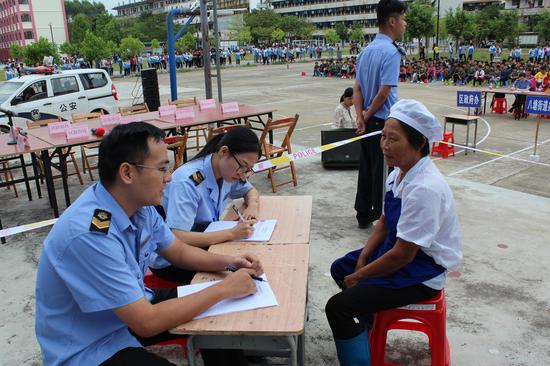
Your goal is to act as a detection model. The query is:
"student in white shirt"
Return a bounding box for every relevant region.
[333,87,357,129]
[326,99,462,365]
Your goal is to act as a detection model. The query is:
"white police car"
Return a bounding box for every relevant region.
[0,68,118,127]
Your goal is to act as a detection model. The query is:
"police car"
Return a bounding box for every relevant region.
[0,68,118,127]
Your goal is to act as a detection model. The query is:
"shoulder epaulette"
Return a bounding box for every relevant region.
[90,209,111,234]
[189,171,205,186]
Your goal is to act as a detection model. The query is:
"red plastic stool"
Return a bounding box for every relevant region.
[144,269,183,289]
[491,98,507,114]
[431,132,455,159]
[369,290,450,366]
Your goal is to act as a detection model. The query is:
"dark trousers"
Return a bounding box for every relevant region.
[101,288,248,366]
[150,264,197,284]
[355,116,385,225]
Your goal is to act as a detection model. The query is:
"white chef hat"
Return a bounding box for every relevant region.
[387,99,443,143]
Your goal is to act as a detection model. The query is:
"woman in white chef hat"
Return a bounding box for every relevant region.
[325,99,462,366]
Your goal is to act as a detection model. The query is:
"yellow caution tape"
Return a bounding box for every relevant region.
[0,218,57,239]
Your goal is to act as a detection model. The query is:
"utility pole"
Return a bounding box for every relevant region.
[435,0,440,47]
[49,22,54,44]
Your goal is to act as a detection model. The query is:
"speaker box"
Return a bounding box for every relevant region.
[321,128,361,169]
[141,68,160,111]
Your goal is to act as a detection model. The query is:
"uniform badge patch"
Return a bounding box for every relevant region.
[90,209,112,234]
[189,171,205,186]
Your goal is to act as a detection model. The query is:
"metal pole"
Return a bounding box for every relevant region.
[435,0,440,47]
[212,0,223,102]
[49,23,54,44]
[167,12,178,102]
[200,0,213,99]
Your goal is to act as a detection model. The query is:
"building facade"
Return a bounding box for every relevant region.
[0,0,68,61]
[114,0,250,17]
[504,0,549,17]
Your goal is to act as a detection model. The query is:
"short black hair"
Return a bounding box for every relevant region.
[340,87,353,102]
[377,0,408,27]
[98,122,165,186]
[398,120,430,157]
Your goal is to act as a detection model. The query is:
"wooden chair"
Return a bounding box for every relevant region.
[72,111,104,180]
[26,118,84,185]
[164,135,188,171]
[206,122,251,142]
[119,103,149,116]
[1,160,18,197]
[259,114,299,193]
[169,97,207,151]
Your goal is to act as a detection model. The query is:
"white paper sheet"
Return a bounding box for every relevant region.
[177,274,278,320]
[204,219,277,242]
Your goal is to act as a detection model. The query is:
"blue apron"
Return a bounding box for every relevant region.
[331,181,446,289]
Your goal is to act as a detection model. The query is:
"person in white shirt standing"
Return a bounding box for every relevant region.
[326,99,462,366]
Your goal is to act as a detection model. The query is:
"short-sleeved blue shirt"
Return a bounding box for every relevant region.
[149,153,252,268]
[35,183,175,366]
[356,33,401,120]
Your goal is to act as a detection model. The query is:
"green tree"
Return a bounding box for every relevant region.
[79,31,110,65]
[236,26,253,45]
[119,36,145,59]
[349,26,364,44]
[270,28,285,43]
[406,0,435,44]
[335,23,348,45]
[65,0,106,21]
[69,13,92,44]
[10,43,25,61]
[297,22,315,39]
[175,33,196,52]
[325,29,340,45]
[244,9,281,43]
[23,37,60,65]
[60,42,79,56]
[445,7,476,45]
[151,39,161,49]
[95,15,123,44]
[279,15,312,40]
[495,10,521,47]
[119,12,168,42]
[535,11,550,42]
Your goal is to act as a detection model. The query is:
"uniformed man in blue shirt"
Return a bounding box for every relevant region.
[354,0,407,230]
[35,122,262,366]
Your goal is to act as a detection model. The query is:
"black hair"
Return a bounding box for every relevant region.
[397,120,430,157]
[193,126,261,161]
[98,122,165,186]
[340,87,354,103]
[377,0,408,27]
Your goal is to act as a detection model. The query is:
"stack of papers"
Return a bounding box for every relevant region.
[204,219,277,242]
[177,274,278,320]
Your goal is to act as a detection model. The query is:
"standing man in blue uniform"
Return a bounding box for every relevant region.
[354,0,407,229]
[35,122,262,366]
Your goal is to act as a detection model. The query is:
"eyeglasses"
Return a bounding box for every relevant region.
[230,151,254,179]
[128,162,172,175]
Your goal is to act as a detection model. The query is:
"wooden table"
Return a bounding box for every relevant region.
[156,104,276,142]
[478,88,548,114]
[171,244,309,366]
[443,114,479,155]
[223,196,312,245]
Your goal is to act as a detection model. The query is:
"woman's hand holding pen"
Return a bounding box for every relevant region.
[230,220,256,240]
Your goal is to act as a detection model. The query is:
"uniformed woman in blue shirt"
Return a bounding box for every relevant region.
[150,126,261,282]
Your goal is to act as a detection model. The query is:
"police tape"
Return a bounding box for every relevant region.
[252,130,382,172]
[0,218,57,239]
[1,129,548,239]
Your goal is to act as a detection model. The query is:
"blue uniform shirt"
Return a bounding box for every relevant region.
[356,33,401,120]
[35,183,175,366]
[149,153,252,268]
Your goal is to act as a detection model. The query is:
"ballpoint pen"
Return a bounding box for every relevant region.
[225,264,266,282]
[232,205,245,222]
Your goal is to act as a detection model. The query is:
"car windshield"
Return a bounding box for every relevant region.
[0,81,24,104]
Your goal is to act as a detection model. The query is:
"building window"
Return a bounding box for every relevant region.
[19,0,29,4]
[21,13,30,22]
[24,31,33,39]
[511,0,519,7]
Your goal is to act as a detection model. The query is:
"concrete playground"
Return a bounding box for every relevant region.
[1,62,549,365]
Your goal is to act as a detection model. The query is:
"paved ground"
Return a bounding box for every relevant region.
[1,62,549,365]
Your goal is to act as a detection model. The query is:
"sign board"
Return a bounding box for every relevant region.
[175,107,195,120]
[221,102,239,114]
[457,91,482,108]
[48,121,71,135]
[159,105,177,116]
[100,113,121,126]
[66,125,89,140]
[525,95,550,115]
[199,98,216,110]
